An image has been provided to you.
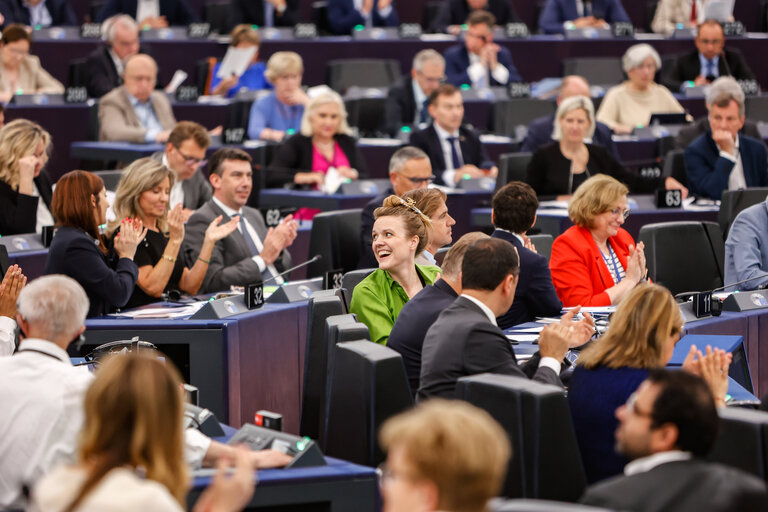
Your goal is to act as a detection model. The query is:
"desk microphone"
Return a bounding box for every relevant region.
[262,254,323,285]
[711,274,768,293]
[675,274,768,317]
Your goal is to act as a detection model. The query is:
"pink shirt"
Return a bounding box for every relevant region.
[311,142,351,175]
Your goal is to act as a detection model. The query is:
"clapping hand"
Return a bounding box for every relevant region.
[0,265,26,319]
[204,215,239,243]
[114,217,147,260]
[559,306,596,348]
[167,204,185,243]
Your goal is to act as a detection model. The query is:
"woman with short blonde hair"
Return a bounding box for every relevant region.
[248,51,307,143]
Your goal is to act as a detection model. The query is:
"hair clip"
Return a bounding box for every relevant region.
[398,196,425,217]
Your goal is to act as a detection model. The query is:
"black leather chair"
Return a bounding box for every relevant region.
[94,169,124,191]
[707,407,768,481]
[311,0,333,35]
[718,188,768,239]
[324,340,413,466]
[662,149,687,187]
[300,292,345,440]
[456,373,586,502]
[492,100,557,137]
[345,96,388,137]
[67,58,88,89]
[639,221,724,295]
[745,96,768,123]
[326,59,402,94]
[307,209,363,278]
[203,1,230,34]
[341,268,375,311]
[225,99,255,132]
[562,57,624,85]
[495,152,533,192]
[528,234,553,263]
[338,179,391,195]
[491,498,615,511]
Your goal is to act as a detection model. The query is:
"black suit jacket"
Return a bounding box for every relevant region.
[520,113,619,160]
[228,0,299,29]
[358,186,393,269]
[384,76,420,136]
[675,117,763,151]
[430,0,518,32]
[409,124,493,186]
[83,46,120,99]
[96,0,198,24]
[661,48,756,92]
[418,296,562,400]
[388,279,458,394]
[581,459,768,512]
[0,0,76,26]
[267,133,369,189]
[0,171,52,235]
[45,226,138,317]
[491,229,562,328]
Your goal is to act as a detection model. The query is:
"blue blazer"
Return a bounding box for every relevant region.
[388,279,458,395]
[724,200,768,291]
[44,226,138,318]
[326,0,398,34]
[538,0,630,34]
[491,229,562,328]
[684,133,768,200]
[97,0,198,24]
[520,114,619,160]
[0,0,77,26]
[444,44,520,87]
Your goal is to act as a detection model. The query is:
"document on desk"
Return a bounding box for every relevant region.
[506,334,540,343]
[111,302,206,319]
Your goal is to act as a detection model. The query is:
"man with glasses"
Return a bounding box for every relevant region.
[443,10,520,89]
[358,146,434,269]
[581,369,768,510]
[384,49,445,136]
[662,20,755,92]
[151,121,212,222]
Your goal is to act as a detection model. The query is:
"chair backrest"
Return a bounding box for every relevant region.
[67,58,88,88]
[496,152,533,192]
[718,188,768,239]
[435,246,450,266]
[311,0,333,35]
[639,221,724,295]
[491,498,615,512]
[339,179,391,195]
[528,234,553,262]
[202,1,230,34]
[456,373,586,502]
[300,293,345,440]
[562,57,624,85]
[745,96,768,123]
[324,340,413,466]
[345,96,387,137]
[493,100,557,136]
[662,149,687,187]
[707,407,768,481]
[225,99,255,132]
[195,57,214,96]
[94,170,124,192]
[326,59,402,94]
[307,209,363,278]
[341,268,375,311]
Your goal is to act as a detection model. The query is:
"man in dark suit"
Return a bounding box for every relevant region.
[409,83,497,187]
[662,20,756,93]
[444,10,520,88]
[384,49,445,136]
[97,0,198,26]
[150,121,212,222]
[491,182,562,328]
[388,232,487,394]
[228,0,299,29]
[417,237,593,400]
[326,0,398,35]
[82,14,140,98]
[684,89,768,200]
[183,148,297,294]
[521,75,619,159]
[430,0,518,34]
[581,369,768,511]
[357,146,434,268]
[538,0,630,34]
[0,0,76,27]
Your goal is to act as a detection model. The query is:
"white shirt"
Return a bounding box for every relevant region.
[162,153,185,210]
[34,181,55,234]
[411,78,428,126]
[624,450,692,476]
[433,122,463,187]
[352,0,392,26]
[0,338,93,509]
[0,316,16,356]
[467,51,509,89]
[108,48,125,77]
[136,0,160,24]
[211,196,284,284]
[720,136,747,191]
[25,0,52,27]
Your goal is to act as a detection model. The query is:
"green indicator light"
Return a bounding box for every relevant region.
[286,128,296,135]
[251,24,259,30]
[460,83,470,91]
[354,24,365,31]
[400,126,411,133]
[460,24,468,30]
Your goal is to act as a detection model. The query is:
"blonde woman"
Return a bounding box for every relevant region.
[109,157,238,307]
[247,51,308,141]
[209,24,269,98]
[0,119,53,234]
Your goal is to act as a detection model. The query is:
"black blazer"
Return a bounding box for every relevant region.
[358,186,393,269]
[520,113,620,160]
[228,0,299,29]
[526,142,663,199]
[83,46,120,99]
[675,117,763,151]
[430,0,518,32]
[96,0,198,24]
[581,459,768,512]
[418,296,562,401]
[388,279,458,395]
[409,124,493,186]
[0,171,53,235]
[267,133,369,189]
[44,226,138,318]
[0,0,77,26]
[491,229,562,328]
[384,76,418,136]
[661,48,756,92]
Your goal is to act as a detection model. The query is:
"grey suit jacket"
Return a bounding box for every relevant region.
[417,296,562,401]
[150,151,212,210]
[182,199,291,294]
[98,86,176,143]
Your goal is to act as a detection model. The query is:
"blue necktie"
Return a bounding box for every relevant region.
[583,1,592,16]
[419,98,429,124]
[446,136,462,170]
[264,1,275,27]
[237,214,276,282]
[707,59,716,78]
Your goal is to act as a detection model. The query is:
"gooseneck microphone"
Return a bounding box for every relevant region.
[262,254,323,285]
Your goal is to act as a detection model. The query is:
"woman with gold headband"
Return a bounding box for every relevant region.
[350,195,441,345]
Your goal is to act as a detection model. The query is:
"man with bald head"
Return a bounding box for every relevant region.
[98,53,176,143]
[520,75,618,158]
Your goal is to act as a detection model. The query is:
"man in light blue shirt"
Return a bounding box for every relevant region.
[724,197,768,291]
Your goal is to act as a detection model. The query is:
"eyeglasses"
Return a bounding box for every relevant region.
[174,145,207,167]
[403,175,436,184]
[416,71,445,85]
[624,392,653,418]
[609,207,631,220]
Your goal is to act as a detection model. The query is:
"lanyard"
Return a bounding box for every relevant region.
[600,244,623,283]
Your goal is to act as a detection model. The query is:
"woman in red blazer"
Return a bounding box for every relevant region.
[550,175,648,307]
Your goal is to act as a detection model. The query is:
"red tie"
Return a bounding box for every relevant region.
[690,0,697,24]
